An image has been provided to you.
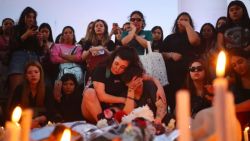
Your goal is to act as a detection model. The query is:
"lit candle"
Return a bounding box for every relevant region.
[20,109,33,141]
[244,127,249,141]
[5,106,22,141]
[213,51,230,141]
[60,128,71,141]
[176,90,191,141]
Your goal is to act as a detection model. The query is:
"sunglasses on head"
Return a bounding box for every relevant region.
[130,18,142,22]
[189,66,204,72]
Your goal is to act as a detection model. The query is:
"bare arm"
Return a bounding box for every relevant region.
[121,27,136,46]
[235,99,250,112]
[217,32,225,49]
[123,88,136,114]
[143,74,166,103]
[93,81,126,104]
[134,34,148,48]
[182,21,200,46]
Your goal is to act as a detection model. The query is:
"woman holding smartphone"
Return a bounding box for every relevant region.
[8,7,42,97]
[81,19,115,82]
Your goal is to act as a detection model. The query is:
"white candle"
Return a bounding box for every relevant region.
[176,90,191,141]
[5,106,22,141]
[21,109,33,141]
[213,51,228,141]
[61,128,71,141]
[244,127,249,141]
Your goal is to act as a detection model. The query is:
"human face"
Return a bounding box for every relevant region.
[152,28,162,41]
[130,13,143,31]
[62,80,76,95]
[2,19,14,31]
[40,27,50,41]
[177,15,190,32]
[231,56,249,76]
[229,5,243,22]
[94,21,105,35]
[123,24,130,32]
[26,66,41,85]
[25,12,36,28]
[189,62,205,81]
[62,28,74,43]
[202,25,214,39]
[216,19,226,29]
[111,56,129,75]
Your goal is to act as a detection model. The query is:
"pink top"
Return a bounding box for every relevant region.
[50,43,82,63]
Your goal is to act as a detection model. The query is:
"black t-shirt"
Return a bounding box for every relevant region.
[53,89,83,122]
[135,80,157,115]
[92,66,128,98]
[231,84,250,104]
[218,22,250,50]
[82,40,115,51]
[163,32,197,86]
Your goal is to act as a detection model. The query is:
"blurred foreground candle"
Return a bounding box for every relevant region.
[61,128,71,141]
[244,127,249,141]
[21,109,33,141]
[176,90,191,141]
[213,51,230,141]
[5,106,22,141]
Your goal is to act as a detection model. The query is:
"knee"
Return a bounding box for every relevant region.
[82,88,98,102]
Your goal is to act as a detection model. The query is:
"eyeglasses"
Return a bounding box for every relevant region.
[130,18,142,22]
[189,66,204,72]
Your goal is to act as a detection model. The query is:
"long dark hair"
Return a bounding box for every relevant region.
[60,73,78,95]
[39,23,54,43]
[227,0,250,26]
[106,46,143,72]
[129,10,146,29]
[185,59,210,96]
[151,26,164,41]
[17,7,37,28]
[172,12,194,33]
[61,26,76,45]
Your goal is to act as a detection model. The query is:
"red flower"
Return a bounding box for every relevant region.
[133,117,147,129]
[114,111,127,123]
[104,109,114,119]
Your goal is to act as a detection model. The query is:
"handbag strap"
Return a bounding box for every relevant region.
[143,41,152,55]
[70,46,78,55]
[146,41,152,53]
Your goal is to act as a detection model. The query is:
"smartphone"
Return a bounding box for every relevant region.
[97,49,105,55]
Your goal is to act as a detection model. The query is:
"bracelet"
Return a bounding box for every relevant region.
[127,96,135,100]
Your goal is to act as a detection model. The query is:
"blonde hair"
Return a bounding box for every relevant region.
[21,61,45,107]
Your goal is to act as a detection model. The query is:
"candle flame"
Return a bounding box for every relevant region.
[11,106,22,123]
[245,126,249,132]
[216,51,226,77]
[61,129,71,141]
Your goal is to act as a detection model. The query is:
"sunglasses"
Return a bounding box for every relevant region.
[130,18,142,22]
[189,66,204,72]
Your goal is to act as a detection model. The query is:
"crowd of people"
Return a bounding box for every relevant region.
[0,0,249,130]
